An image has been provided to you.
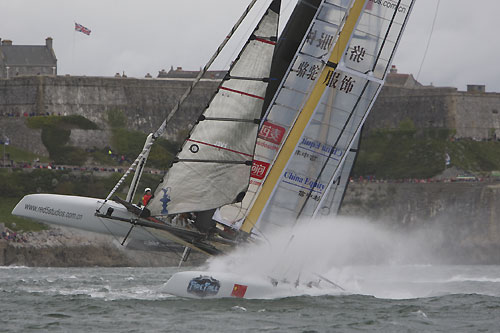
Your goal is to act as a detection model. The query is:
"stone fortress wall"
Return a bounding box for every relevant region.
[2,74,500,264]
[0,75,220,155]
[366,84,500,140]
[1,73,500,155]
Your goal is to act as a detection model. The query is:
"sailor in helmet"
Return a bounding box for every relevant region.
[142,188,153,206]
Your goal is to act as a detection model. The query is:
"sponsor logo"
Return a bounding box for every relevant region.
[24,204,83,220]
[258,121,285,145]
[283,171,326,192]
[251,160,270,180]
[187,276,221,297]
[160,187,171,214]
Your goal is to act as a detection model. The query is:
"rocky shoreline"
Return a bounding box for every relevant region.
[0,227,207,267]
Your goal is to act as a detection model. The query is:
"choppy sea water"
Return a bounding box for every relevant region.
[1,265,500,332]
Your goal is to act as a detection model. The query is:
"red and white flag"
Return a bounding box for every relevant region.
[75,22,91,35]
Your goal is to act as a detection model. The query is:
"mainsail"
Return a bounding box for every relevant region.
[147,0,281,216]
[242,0,415,234]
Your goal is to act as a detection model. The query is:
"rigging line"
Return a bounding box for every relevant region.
[416,0,441,81]
[139,228,186,260]
[381,0,416,76]
[371,0,402,73]
[95,213,131,245]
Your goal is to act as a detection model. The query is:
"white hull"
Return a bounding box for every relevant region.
[12,194,171,245]
[164,270,304,299]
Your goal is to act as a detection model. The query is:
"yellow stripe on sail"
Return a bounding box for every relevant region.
[241,0,367,233]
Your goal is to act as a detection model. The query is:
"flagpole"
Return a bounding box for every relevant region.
[72,23,76,74]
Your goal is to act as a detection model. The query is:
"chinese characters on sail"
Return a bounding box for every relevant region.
[305,29,334,51]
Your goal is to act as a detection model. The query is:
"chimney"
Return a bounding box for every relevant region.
[390,65,397,74]
[2,40,12,46]
[45,37,53,49]
[467,84,485,93]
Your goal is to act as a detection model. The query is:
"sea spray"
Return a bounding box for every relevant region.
[205,215,452,297]
[208,216,438,274]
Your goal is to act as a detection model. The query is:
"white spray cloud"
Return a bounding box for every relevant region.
[197,216,500,299]
[206,216,444,282]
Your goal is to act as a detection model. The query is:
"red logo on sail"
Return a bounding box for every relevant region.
[251,160,270,180]
[259,121,285,145]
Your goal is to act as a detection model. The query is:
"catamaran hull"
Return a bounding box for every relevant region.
[164,270,296,299]
[12,194,167,244]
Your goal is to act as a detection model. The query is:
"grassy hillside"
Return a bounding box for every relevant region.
[353,127,500,179]
[18,114,179,167]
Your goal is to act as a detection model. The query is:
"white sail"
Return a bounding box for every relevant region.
[147,0,281,216]
[243,0,415,234]
[220,0,351,228]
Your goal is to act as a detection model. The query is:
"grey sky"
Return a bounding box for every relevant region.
[1,1,499,91]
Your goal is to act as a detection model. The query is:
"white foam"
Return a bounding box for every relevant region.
[203,216,496,299]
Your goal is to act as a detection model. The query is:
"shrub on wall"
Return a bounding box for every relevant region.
[25,115,98,165]
[353,128,453,179]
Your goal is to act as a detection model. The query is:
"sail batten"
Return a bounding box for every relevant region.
[176,159,252,165]
[219,86,265,100]
[202,117,259,123]
[226,76,270,82]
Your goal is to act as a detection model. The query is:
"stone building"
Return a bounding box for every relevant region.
[366,66,500,140]
[159,66,227,80]
[0,37,57,78]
